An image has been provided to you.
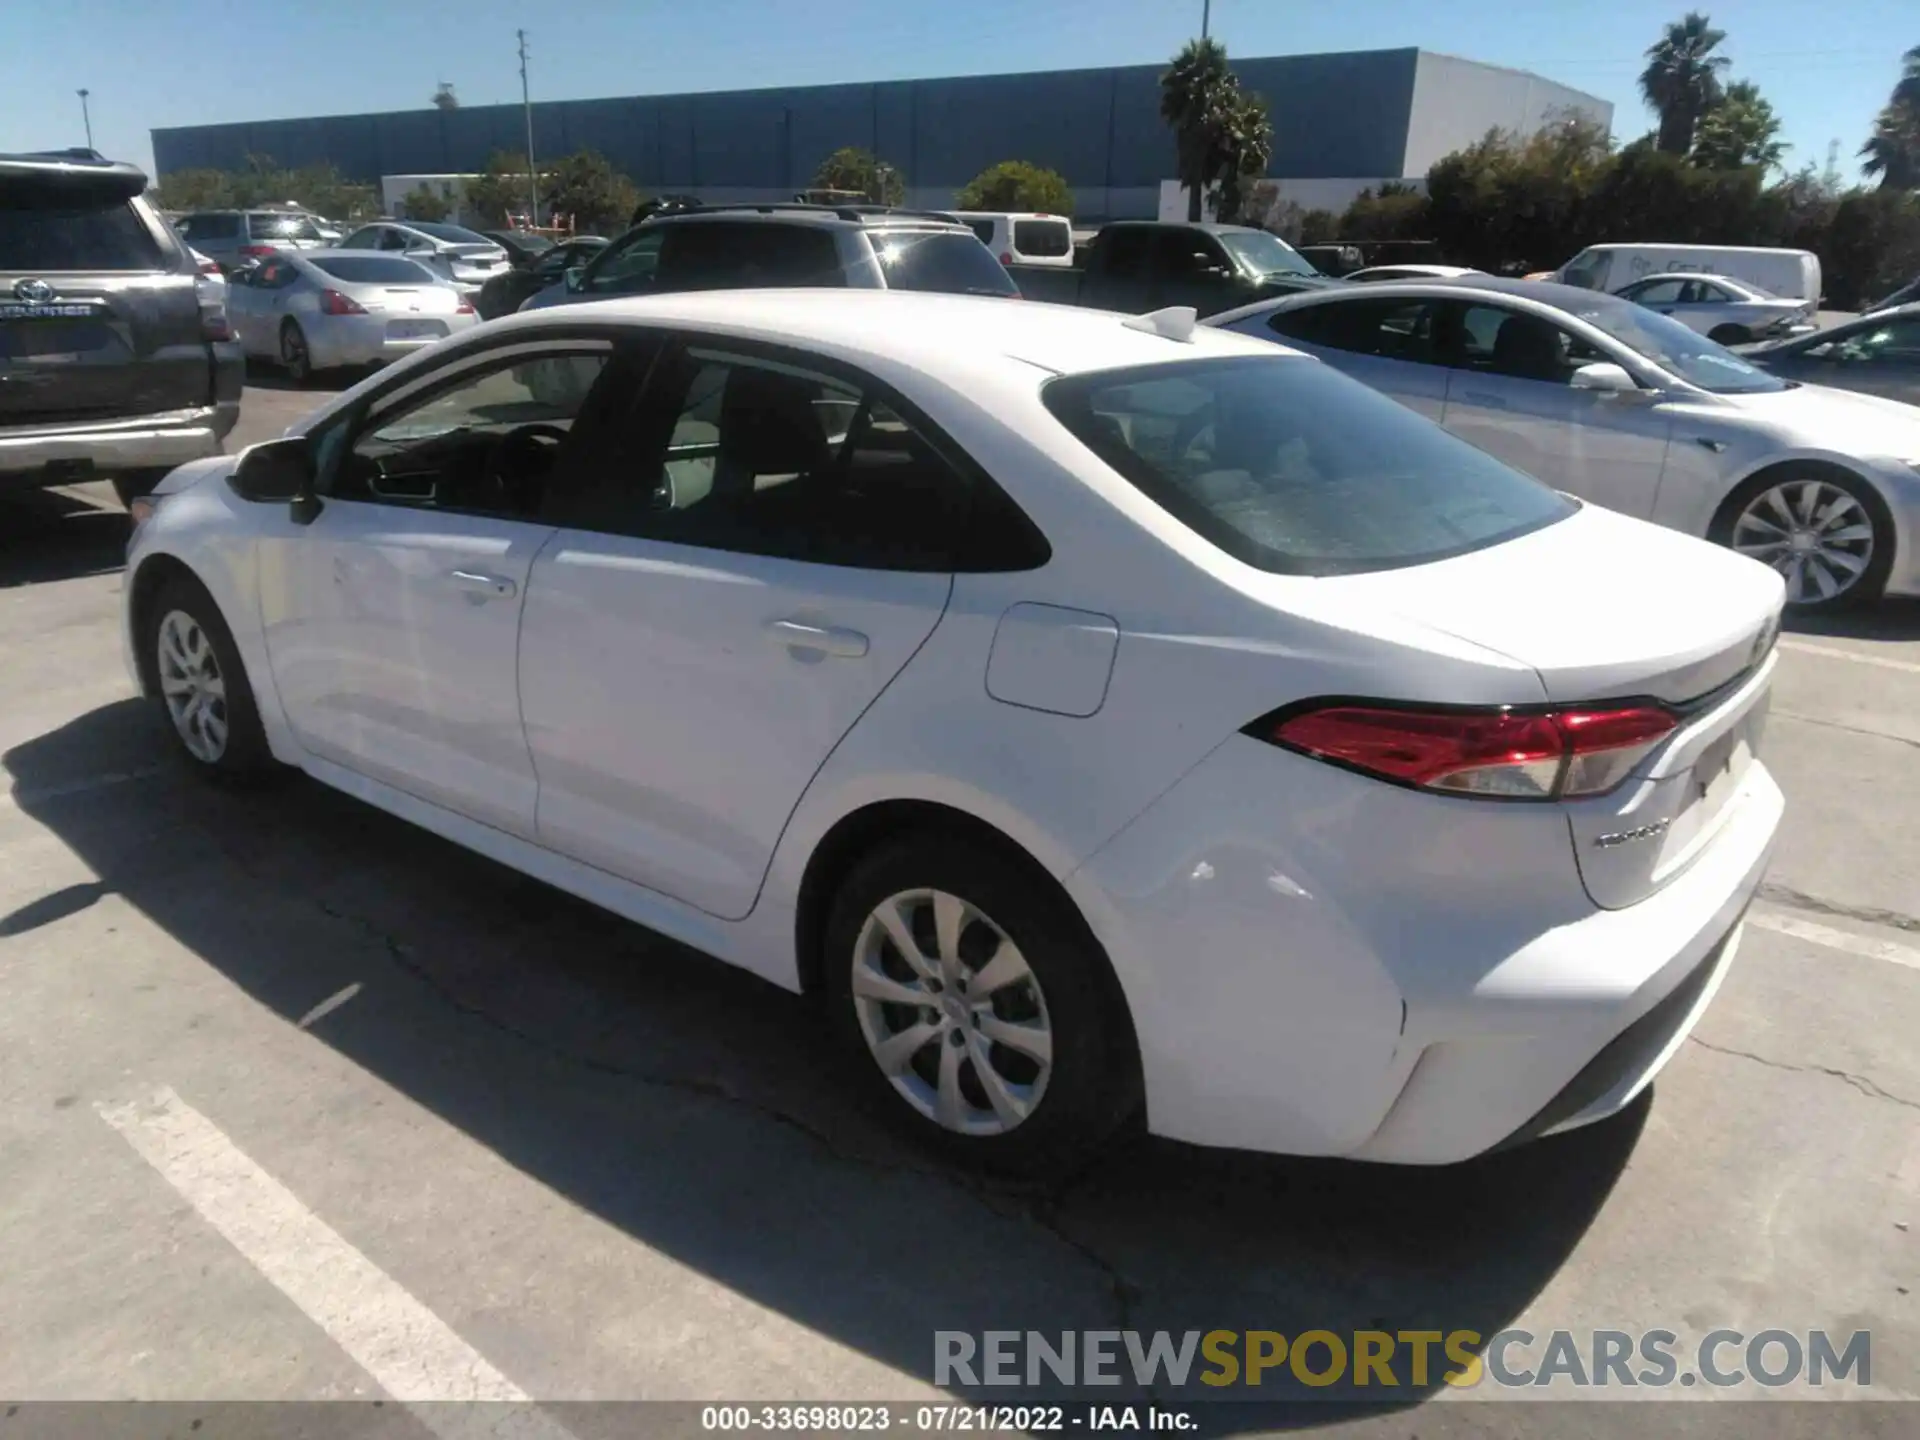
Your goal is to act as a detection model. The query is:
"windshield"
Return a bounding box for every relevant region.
[1572,300,1789,394]
[407,221,493,245]
[1042,356,1574,576]
[1216,230,1319,278]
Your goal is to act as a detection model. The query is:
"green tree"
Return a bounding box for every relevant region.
[954,160,1073,215]
[464,150,538,227]
[401,183,453,223]
[542,149,640,234]
[1861,46,1920,190]
[1691,79,1786,171]
[811,147,904,205]
[153,168,233,211]
[1159,37,1235,221]
[1297,208,1340,246]
[1640,12,1731,155]
[1212,88,1274,224]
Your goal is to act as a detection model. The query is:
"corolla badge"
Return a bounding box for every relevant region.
[1594,818,1671,849]
[13,278,55,302]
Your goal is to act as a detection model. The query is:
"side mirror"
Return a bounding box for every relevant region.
[230,437,314,505]
[1569,361,1641,395]
[564,266,587,293]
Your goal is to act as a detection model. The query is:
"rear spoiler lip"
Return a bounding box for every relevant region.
[0,151,149,200]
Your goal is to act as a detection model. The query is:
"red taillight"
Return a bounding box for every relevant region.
[455,297,475,314]
[198,258,220,275]
[238,244,275,258]
[319,288,366,316]
[1264,702,1678,801]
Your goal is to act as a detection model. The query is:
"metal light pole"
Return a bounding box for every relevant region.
[1201,1,1210,38]
[517,30,539,227]
[77,89,93,149]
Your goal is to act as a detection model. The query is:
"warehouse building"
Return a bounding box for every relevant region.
[152,48,1611,222]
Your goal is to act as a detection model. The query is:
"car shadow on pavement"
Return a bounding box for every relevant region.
[3,700,1647,1430]
[1784,594,1920,641]
[242,358,363,394]
[0,486,129,589]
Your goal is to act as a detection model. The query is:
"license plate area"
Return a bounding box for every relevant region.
[385,320,445,340]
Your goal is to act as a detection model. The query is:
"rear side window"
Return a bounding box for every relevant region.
[1013,220,1071,258]
[966,219,995,244]
[0,190,163,270]
[655,223,843,289]
[1268,297,1439,362]
[179,212,241,240]
[872,231,1018,296]
[1042,356,1574,576]
[309,256,436,284]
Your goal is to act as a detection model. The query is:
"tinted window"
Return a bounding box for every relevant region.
[340,227,382,250]
[0,191,162,270]
[1154,230,1230,279]
[1013,220,1071,258]
[1215,229,1318,278]
[332,351,612,515]
[247,212,322,241]
[1627,278,1687,305]
[1452,304,1600,384]
[252,259,299,289]
[1269,297,1439,362]
[872,231,1018,295]
[1096,228,1154,275]
[629,346,993,569]
[309,255,437,284]
[405,222,493,244]
[1815,319,1920,363]
[586,230,666,293]
[179,212,241,240]
[1042,356,1573,576]
[966,219,995,243]
[655,222,843,289]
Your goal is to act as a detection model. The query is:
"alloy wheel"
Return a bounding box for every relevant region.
[156,609,229,763]
[1730,479,1874,606]
[850,888,1055,1137]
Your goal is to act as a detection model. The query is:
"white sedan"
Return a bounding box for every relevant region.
[1211,277,1920,609]
[226,249,478,383]
[1612,272,1815,344]
[122,292,1783,1173]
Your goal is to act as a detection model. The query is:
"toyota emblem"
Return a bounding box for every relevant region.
[13,278,55,302]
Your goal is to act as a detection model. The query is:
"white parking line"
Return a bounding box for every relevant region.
[98,1086,577,1438]
[1750,910,1920,972]
[1778,639,1920,676]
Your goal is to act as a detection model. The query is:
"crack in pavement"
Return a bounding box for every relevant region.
[1688,1036,1920,1111]
[1757,882,1920,937]
[1773,708,1920,753]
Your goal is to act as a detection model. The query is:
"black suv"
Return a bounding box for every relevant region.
[2,150,243,505]
[522,203,1019,311]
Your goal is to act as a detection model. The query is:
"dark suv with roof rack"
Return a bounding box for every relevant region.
[520,202,1018,312]
[2,149,243,505]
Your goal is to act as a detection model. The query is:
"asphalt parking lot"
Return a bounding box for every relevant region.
[0,376,1916,1436]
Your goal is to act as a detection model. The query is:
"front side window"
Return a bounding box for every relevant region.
[871,231,1019,296]
[1155,230,1230,280]
[340,227,382,250]
[585,229,666,294]
[1452,304,1600,384]
[616,346,1008,570]
[1568,297,1787,393]
[330,349,612,516]
[1042,355,1574,577]
[1626,278,1687,305]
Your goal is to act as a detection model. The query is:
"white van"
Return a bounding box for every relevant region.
[1552,244,1822,304]
[952,211,1076,268]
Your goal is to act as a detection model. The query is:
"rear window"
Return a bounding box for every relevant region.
[247,212,323,241]
[1013,220,1072,258]
[872,231,1019,296]
[406,221,493,245]
[1042,356,1575,576]
[0,190,163,270]
[309,255,437,284]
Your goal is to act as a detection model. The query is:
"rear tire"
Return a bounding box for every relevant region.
[1708,323,1750,345]
[822,831,1139,1179]
[280,319,313,386]
[142,575,276,781]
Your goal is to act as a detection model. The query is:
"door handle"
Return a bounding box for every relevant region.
[448,569,517,599]
[767,618,868,659]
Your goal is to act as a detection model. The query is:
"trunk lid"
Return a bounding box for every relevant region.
[1327,503,1784,909]
[2,180,210,426]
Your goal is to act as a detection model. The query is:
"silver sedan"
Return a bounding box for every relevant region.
[1209,276,1920,610]
[226,250,478,383]
[1612,273,1815,345]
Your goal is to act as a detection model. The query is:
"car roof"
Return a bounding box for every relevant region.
[487,289,1284,379]
[1205,274,1657,330]
[642,204,968,232]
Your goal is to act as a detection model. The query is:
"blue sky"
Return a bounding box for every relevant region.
[1,0,1907,184]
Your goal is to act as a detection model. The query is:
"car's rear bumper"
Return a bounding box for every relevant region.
[305,315,471,369]
[1068,732,1783,1163]
[0,405,228,482]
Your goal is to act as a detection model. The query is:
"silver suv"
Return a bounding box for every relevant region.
[522,204,1018,311]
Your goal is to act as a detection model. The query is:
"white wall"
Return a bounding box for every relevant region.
[1402,53,1614,176]
[380,174,477,222]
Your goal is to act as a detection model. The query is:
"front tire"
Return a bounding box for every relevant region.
[1712,468,1894,610]
[280,320,313,385]
[823,833,1138,1178]
[143,576,274,779]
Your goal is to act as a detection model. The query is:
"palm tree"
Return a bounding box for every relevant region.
[1860,46,1920,189]
[1640,12,1731,155]
[1161,38,1234,220]
[1214,90,1275,224]
[1691,79,1786,171]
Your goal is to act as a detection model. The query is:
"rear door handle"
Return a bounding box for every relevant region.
[767,618,868,659]
[448,569,517,599]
